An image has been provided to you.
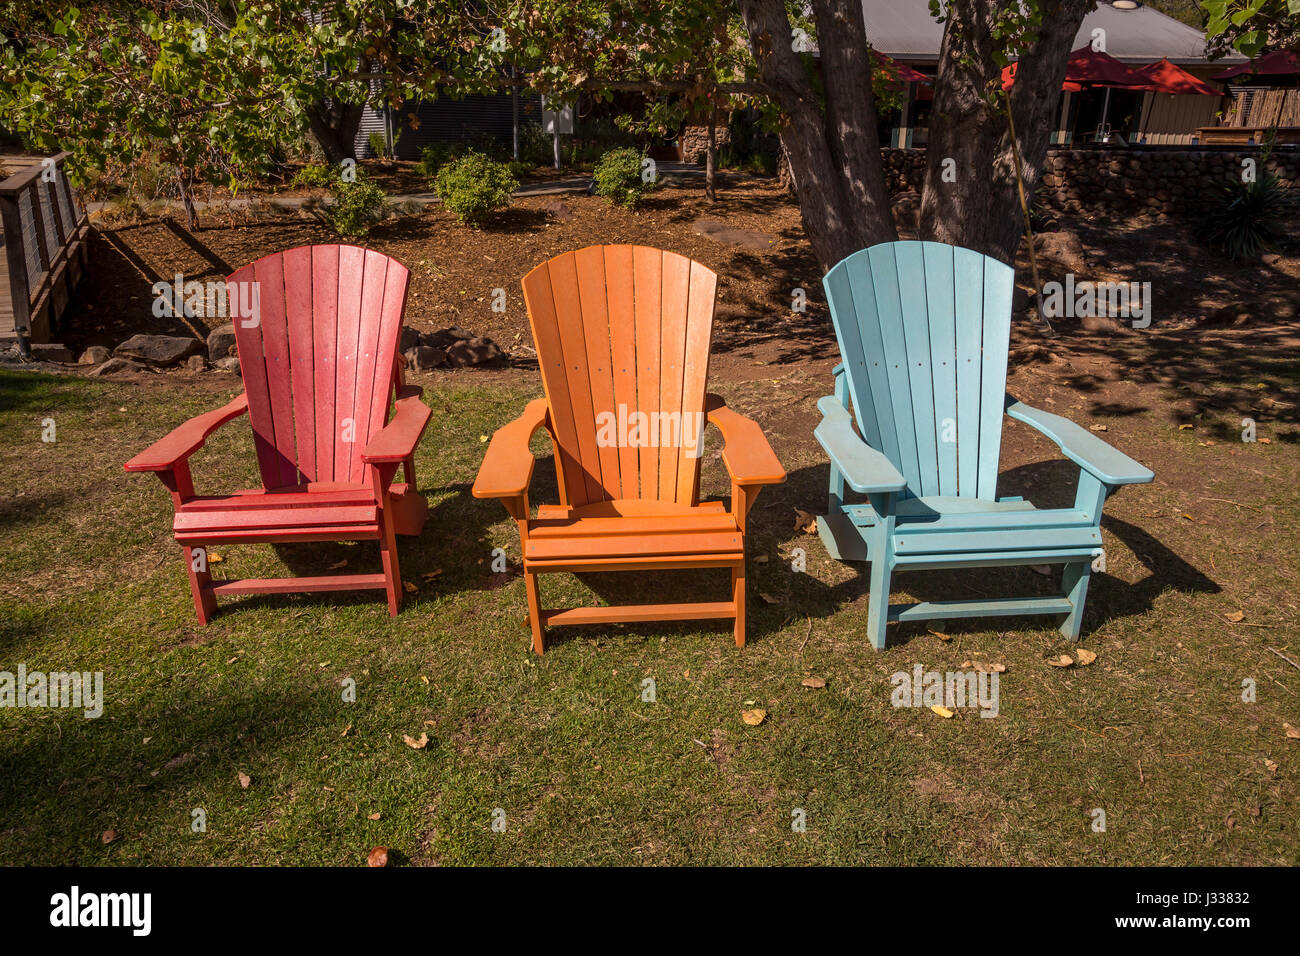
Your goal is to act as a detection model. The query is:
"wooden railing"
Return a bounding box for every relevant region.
[0,151,91,352]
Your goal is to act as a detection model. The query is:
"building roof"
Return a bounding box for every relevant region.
[860,0,1247,66]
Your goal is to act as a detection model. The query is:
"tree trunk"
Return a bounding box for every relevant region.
[307,99,365,164]
[737,0,897,271]
[705,105,717,202]
[918,0,1093,263]
[739,0,1093,273]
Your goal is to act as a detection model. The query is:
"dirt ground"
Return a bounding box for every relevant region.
[74,175,1300,432]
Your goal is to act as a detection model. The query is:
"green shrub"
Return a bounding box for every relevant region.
[434,151,517,225]
[593,147,653,209]
[325,173,389,238]
[291,162,336,190]
[367,131,390,160]
[1198,169,1296,259]
[518,121,553,167]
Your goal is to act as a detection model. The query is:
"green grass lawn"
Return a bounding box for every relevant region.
[0,367,1296,865]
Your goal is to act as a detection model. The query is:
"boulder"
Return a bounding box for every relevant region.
[89,357,149,377]
[206,324,237,361]
[403,345,447,371]
[399,325,421,353]
[691,218,778,251]
[79,345,112,366]
[446,336,505,368]
[1034,230,1088,275]
[115,333,203,368]
[215,356,241,374]
[28,343,74,363]
[541,199,575,221]
[421,326,472,350]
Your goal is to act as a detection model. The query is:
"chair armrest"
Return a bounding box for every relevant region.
[814,395,906,493]
[472,398,550,499]
[1005,396,1154,486]
[124,393,249,473]
[362,385,432,464]
[704,394,785,486]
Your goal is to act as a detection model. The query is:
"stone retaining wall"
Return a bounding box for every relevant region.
[877,146,1300,216]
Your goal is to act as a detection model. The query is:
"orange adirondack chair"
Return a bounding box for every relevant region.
[473,245,785,653]
[125,244,432,622]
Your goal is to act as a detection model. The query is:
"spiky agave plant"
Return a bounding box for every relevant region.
[1198,169,1296,260]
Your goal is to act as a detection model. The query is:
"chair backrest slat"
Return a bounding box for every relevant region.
[823,240,1014,501]
[522,244,718,507]
[228,244,410,489]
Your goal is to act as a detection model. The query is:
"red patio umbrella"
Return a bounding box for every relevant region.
[873,49,931,86]
[1132,58,1222,96]
[1001,45,1148,92]
[1209,50,1299,80]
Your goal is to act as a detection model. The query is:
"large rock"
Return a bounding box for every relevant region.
[446,336,505,368]
[214,356,241,374]
[206,324,237,361]
[29,343,74,363]
[1034,230,1088,275]
[115,334,203,368]
[403,345,447,371]
[90,357,149,377]
[399,325,421,353]
[79,346,112,365]
[421,327,472,350]
[691,219,778,251]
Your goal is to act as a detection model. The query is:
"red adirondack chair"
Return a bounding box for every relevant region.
[473,245,785,653]
[125,244,432,623]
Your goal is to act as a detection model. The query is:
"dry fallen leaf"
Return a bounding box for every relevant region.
[1284,723,1300,740]
[1030,564,1052,576]
[1265,758,1278,773]
[402,733,429,750]
[101,829,118,845]
[759,592,780,605]
[801,677,826,689]
[368,812,381,821]
[367,846,389,867]
[741,708,767,726]
[341,723,352,737]
[327,559,348,570]
[930,705,955,719]
[422,569,443,580]
[1089,423,1108,432]
[207,552,224,563]
[928,628,953,642]
[1224,610,1245,623]
[754,553,769,564]
[793,508,818,534]
[1047,654,1074,668]
[1075,648,1097,666]
[403,581,418,593]
[1178,424,1194,431]
[237,771,251,789]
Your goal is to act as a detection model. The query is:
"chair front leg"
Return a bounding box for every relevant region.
[369,462,404,616]
[152,462,218,625]
[865,491,897,651]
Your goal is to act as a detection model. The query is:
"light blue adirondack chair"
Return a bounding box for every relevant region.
[816,241,1154,650]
